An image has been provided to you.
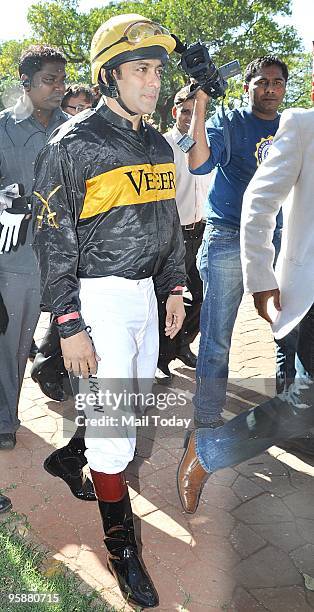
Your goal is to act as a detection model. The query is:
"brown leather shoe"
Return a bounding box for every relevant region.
[177,431,209,514]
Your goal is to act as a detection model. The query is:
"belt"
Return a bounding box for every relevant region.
[182,220,205,231]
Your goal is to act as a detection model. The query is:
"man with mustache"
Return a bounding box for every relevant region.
[186,56,299,434]
[32,14,185,607]
[0,45,68,451]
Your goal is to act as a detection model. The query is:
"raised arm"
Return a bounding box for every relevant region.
[188,90,212,171]
[188,91,229,175]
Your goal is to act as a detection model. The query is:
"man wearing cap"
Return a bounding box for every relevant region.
[156,86,211,382]
[32,14,185,608]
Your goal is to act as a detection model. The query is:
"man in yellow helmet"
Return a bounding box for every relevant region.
[32,14,185,608]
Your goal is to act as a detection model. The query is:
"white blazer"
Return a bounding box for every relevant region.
[240,108,314,339]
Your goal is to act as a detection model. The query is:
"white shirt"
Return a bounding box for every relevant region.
[163,126,212,226]
[241,108,314,339]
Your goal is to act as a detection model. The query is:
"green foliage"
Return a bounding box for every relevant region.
[0,0,310,126]
[283,52,313,109]
[0,39,34,78]
[0,40,34,110]
[111,0,304,127]
[26,0,121,81]
[0,514,114,611]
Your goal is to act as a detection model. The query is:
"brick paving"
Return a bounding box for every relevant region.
[1,294,314,611]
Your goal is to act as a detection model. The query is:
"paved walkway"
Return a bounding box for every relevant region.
[1,295,314,611]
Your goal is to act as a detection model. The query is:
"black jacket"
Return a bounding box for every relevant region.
[32,102,186,338]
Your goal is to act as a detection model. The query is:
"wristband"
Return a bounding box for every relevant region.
[56,311,80,325]
[170,285,184,296]
[177,133,196,153]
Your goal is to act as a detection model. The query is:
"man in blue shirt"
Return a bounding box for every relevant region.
[188,56,289,429]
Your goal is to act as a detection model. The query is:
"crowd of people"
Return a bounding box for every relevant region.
[0,11,313,608]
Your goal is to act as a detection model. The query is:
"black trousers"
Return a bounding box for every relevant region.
[158,222,204,363]
[30,318,72,395]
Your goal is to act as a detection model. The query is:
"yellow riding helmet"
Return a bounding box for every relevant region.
[91,13,176,84]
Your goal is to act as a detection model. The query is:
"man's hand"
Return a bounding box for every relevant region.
[194,88,211,105]
[165,295,186,339]
[188,89,212,171]
[61,330,101,378]
[0,210,25,253]
[253,289,281,324]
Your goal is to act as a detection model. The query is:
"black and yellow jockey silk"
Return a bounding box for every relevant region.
[32,102,186,338]
[81,162,175,218]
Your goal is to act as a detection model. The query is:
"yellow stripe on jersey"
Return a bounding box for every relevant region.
[80,162,176,219]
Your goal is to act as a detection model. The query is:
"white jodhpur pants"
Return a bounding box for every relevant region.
[79,276,159,473]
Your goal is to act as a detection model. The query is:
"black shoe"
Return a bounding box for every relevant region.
[278,436,314,459]
[107,547,159,608]
[44,439,96,501]
[29,339,39,361]
[31,373,68,402]
[155,362,173,385]
[0,433,16,450]
[0,494,12,513]
[176,348,197,368]
[98,492,159,608]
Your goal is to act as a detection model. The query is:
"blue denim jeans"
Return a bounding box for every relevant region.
[193,221,286,425]
[273,235,298,394]
[196,303,314,473]
[193,222,243,424]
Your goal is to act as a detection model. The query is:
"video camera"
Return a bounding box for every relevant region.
[177,40,241,99]
[172,37,241,154]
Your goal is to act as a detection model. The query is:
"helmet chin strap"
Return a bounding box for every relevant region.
[116,96,138,116]
[99,70,138,117]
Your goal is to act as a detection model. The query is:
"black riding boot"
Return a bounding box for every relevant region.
[44,429,96,501]
[91,469,159,609]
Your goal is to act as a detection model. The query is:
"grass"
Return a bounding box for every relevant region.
[0,512,118,612]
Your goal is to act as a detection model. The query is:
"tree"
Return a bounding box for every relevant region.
[115,0,303,128]
[0,0,306,126]
[27,0,100,81]
[0,39,35,110]
[283,52,313,109]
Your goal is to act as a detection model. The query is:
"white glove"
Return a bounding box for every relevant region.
[0,210,26,253]
[0,193,13,213]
